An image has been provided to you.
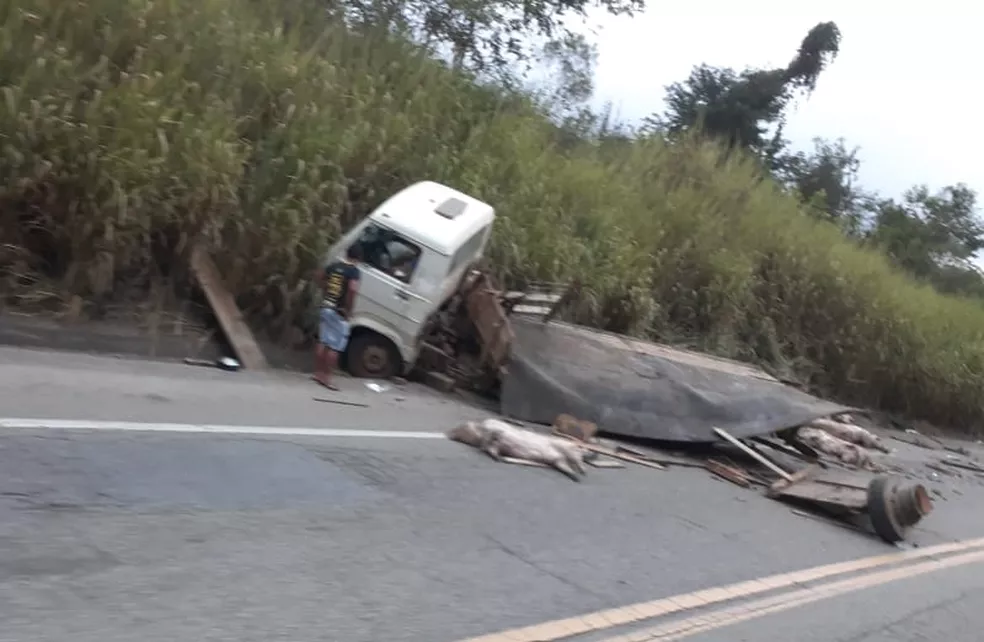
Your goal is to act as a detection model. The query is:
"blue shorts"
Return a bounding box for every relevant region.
[318,307,351,352]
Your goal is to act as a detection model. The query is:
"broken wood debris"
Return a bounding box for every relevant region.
[937,458,984,474]
[767,465,818,497]
[944,444,972,456]
[613,444,705,468]
[890,429,946,451]
[441,408,944,546]
[753,435,821,464]
[713,427,794,481]
[925,462,960,477]
[708,423,934,544]
[705,459,750,488]
[889,433,938,450]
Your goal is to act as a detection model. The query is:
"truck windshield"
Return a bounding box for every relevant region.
[350,223,422,284]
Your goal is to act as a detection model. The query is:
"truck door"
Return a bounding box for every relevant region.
[347,223,433,354]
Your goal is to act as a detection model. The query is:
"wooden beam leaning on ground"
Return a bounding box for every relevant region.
[189,244,268,371]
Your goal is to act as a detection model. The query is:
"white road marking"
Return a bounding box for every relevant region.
[0,417,446,439]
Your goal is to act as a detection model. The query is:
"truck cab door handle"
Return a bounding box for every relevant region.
[395,289,410,301]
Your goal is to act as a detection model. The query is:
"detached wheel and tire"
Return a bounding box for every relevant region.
[867,476,933,544]
[346,332,401,379]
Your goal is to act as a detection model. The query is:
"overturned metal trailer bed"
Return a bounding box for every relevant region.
[499,317,852,444]
[416,269,851,445]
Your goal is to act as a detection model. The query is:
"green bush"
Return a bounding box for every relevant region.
[1,0,983,432]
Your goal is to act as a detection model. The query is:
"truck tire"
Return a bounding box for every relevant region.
[346,331,401,380]
[867,476,907,543]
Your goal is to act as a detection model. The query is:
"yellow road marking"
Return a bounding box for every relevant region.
[599,547,984,641]
[459,537,984,642]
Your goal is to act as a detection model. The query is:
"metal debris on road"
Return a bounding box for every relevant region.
[183,356,241,371]
[312,397,370,408]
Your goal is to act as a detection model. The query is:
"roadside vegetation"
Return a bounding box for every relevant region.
[1,0,983,432]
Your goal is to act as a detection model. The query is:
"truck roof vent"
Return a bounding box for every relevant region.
[435,197,467,220]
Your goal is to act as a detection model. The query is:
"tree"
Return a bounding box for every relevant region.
[646,21,841,168]
[530,32,598,121]
[776,137,872,237]
[866,184,984,296]
[341,0,644,78]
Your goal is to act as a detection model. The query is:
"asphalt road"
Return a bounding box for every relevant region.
[686,560,984,642]
[1,346,984,641]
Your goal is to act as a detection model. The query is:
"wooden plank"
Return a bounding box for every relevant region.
[588,446,666,471]
[767,464,818,496]
[613,445,706,469]
[705,459,751,488]
[714,427,794,481]
[771,479,868,511]
[938,458,984,474]
[464,272,514,370]
[189,245,268,371]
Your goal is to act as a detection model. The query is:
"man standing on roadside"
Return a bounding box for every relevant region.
[312,244,362,391]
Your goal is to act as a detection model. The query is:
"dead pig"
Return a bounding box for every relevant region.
[809,417,891,453]
[796,426,874,469]
[446,418,588,482]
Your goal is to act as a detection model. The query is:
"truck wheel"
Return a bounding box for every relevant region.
[346,332,401,379]
[867,476,908,543]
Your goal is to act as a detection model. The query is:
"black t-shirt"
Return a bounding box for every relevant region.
[321,260,360,313]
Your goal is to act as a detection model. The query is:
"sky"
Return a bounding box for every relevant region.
[578,1,982,203]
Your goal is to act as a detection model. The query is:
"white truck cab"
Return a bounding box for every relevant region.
[323,181,495,378]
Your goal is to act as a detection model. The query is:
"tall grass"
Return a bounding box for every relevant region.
[1,0,983,432]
